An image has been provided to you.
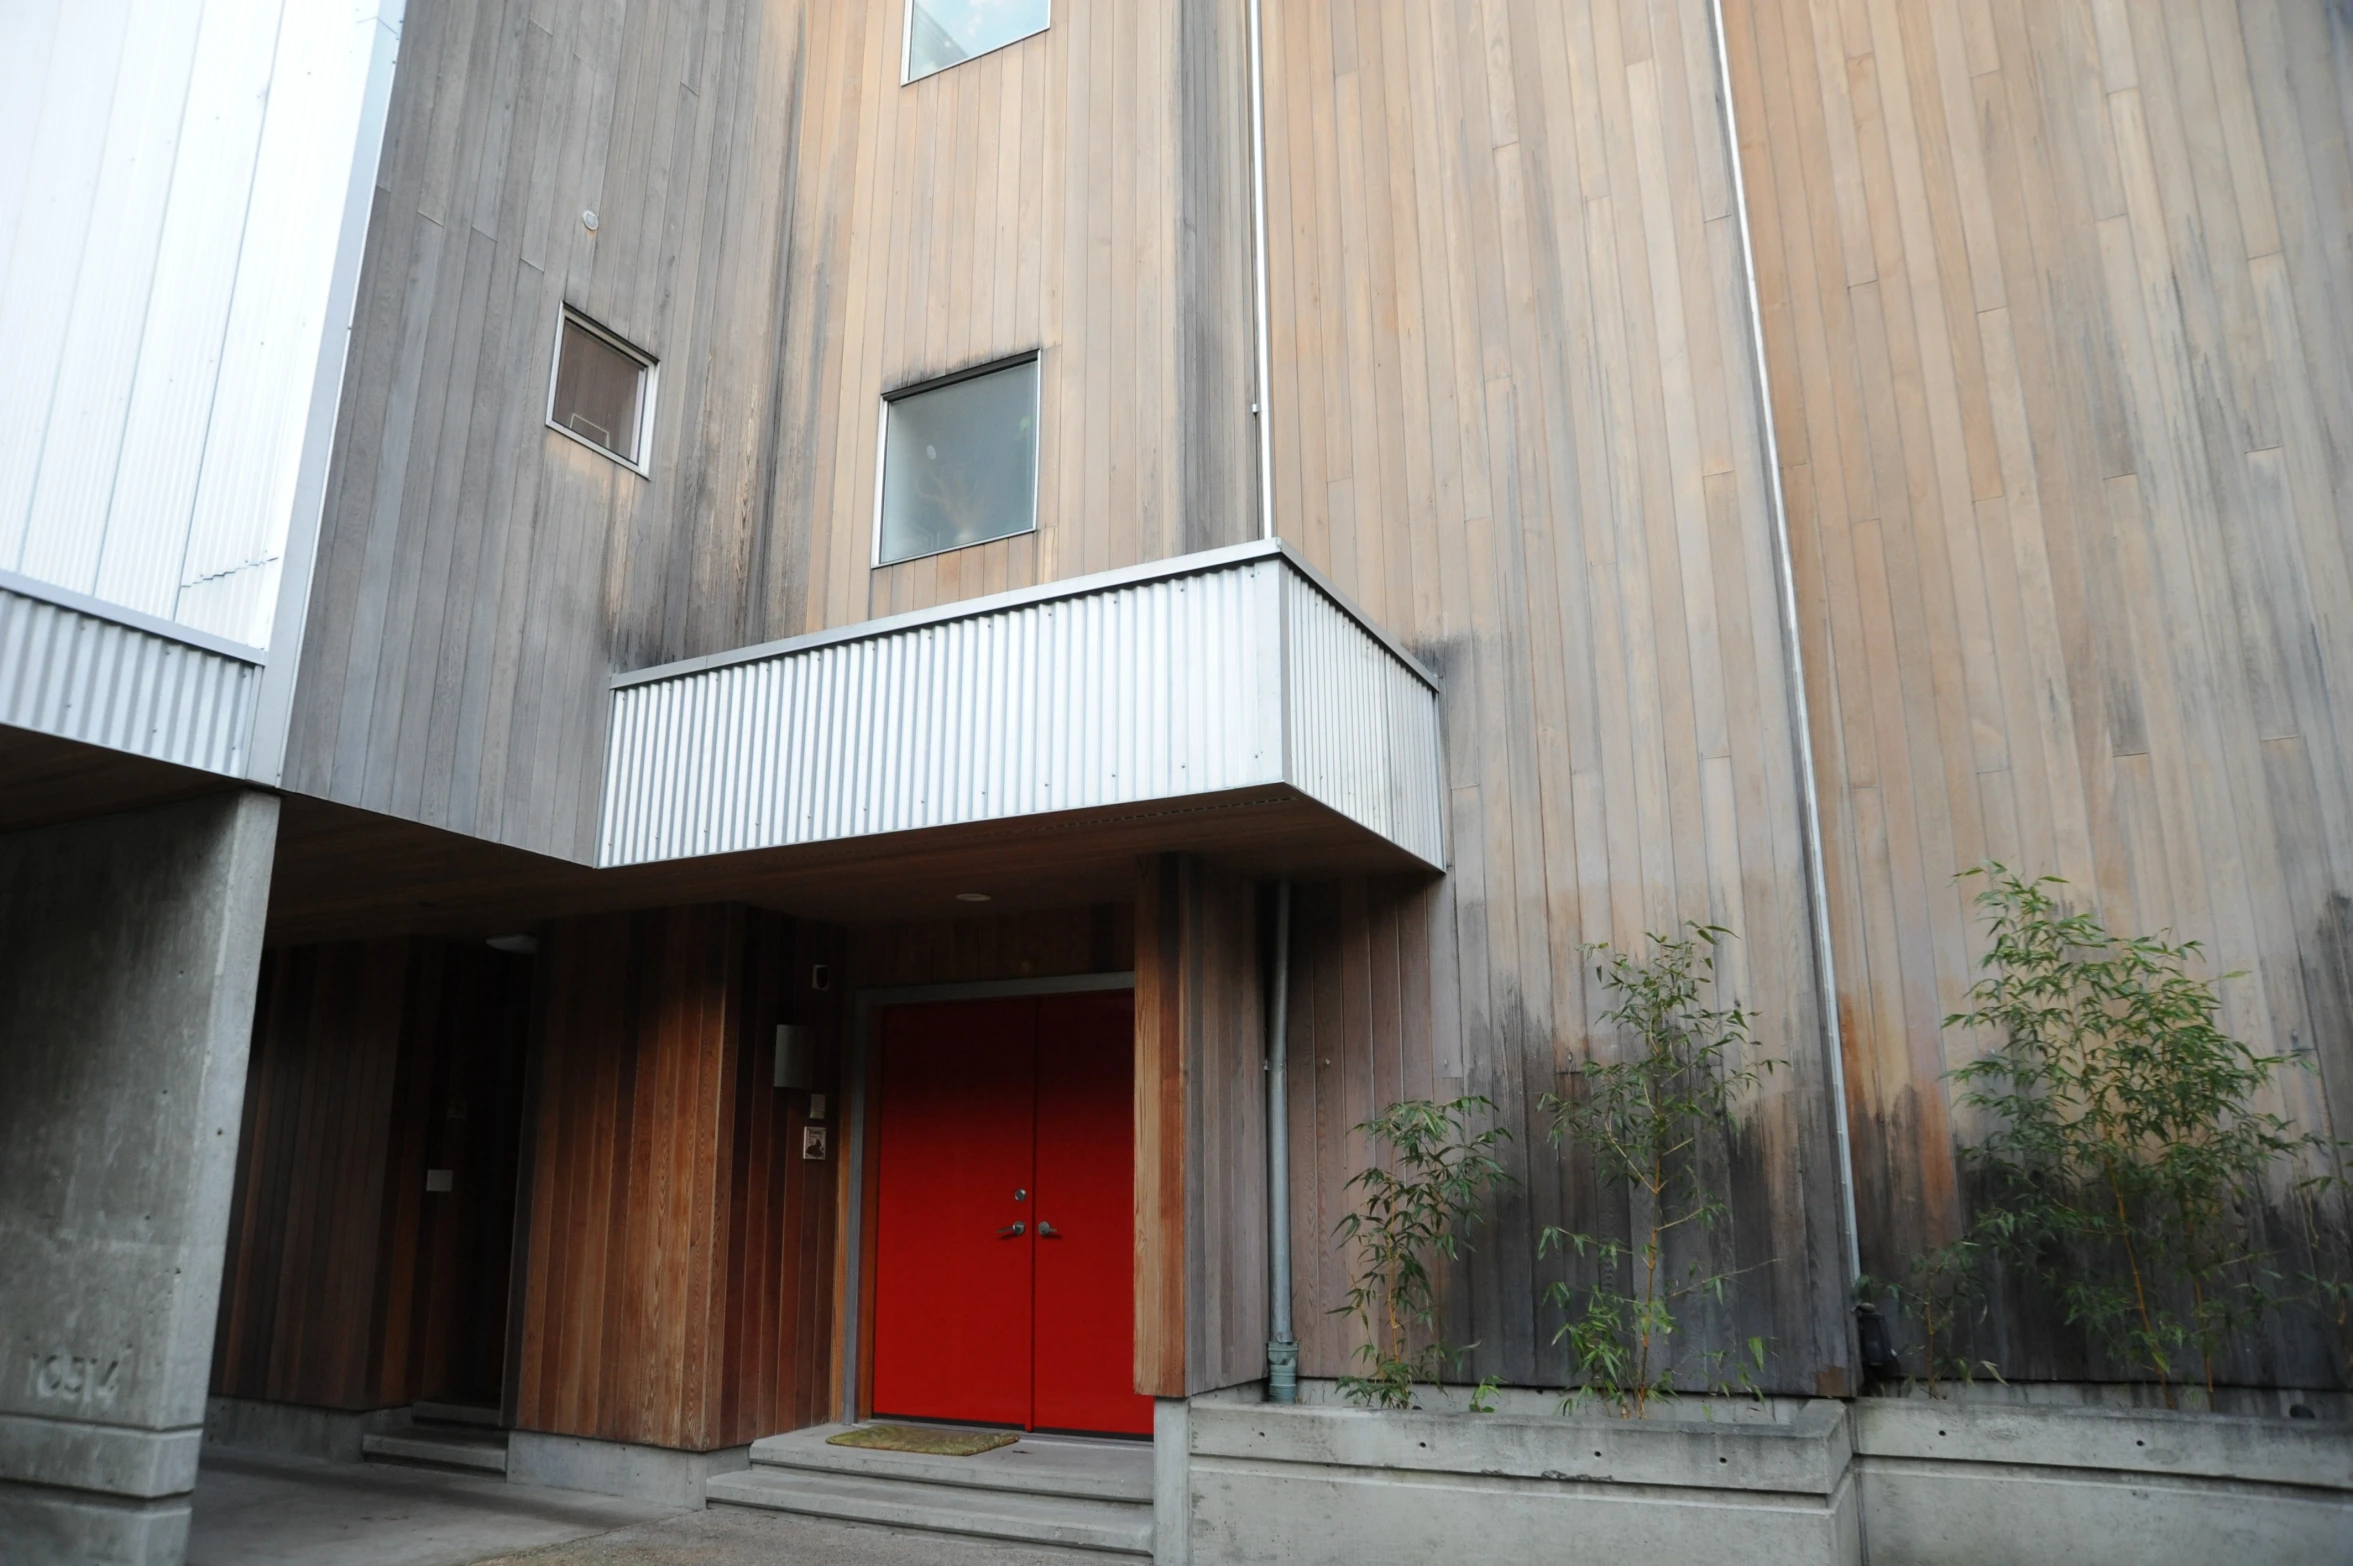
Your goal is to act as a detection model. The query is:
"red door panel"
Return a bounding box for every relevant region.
[872,1000,1038,1426]
[1032,993,1153,1435]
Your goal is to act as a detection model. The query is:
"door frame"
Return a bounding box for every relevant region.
[835,971,1136,1426]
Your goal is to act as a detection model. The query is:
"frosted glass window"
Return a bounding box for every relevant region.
[548,313,654,472]
[905,0,1049,83]
[877,359,1039,565]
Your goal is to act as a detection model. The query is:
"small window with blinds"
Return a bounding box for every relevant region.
[904,0,1049,84]
[547,310,656,474]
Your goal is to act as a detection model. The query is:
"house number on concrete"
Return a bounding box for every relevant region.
[29,1353,121,1409]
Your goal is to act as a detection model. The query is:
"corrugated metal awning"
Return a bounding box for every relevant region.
[597,541,1444,877]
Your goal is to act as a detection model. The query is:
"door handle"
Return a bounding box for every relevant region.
[997,1222,1026,1238]
[1038,1221,1061,1239]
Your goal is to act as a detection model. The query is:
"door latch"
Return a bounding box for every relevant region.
[1037,1221,1062,1239]
[997,1222,1026,1238]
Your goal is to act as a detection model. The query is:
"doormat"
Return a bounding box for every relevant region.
[828,1423,1019,1457]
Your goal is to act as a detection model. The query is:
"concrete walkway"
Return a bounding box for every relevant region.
[188,1450,681,1566]
[188,1448,1113,1565]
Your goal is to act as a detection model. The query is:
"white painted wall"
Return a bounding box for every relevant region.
[0,0,400,653]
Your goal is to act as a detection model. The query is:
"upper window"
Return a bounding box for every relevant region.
[904,0,1049,84]
[548,310,655,474]
[876,357,1039,566]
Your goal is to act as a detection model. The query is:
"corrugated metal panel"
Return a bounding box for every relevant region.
[1282,569,1447,867]
[602,559,1287,865]
[0,581,258,775]
[598,547,1446,871]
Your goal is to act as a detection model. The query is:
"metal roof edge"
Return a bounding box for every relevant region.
[0,570,270,666]
[609,538,1441,694]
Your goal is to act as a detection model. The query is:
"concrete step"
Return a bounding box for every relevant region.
[747,1424,1152,1503]
[411,1400,502,1428]
[706,1466,1153,1556]
[361,1421,511,1476]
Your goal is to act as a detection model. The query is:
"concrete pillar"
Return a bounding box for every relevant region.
[0,792,279,1566]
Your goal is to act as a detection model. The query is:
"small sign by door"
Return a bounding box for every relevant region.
[801,1125,829,1161]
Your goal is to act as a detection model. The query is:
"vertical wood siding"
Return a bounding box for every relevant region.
[1135,854,1270,1397]
[1134,858,1190,1397]
[1723,0,2353,1384]
[514,906,841,1448]
[847,903,1133,989]
[214,941,416,1410]
[286,0,814,860]
[287,0,1255,865]
[214,939,530,1410]
[1260,2,1852,1393]
[777,0,1254,628]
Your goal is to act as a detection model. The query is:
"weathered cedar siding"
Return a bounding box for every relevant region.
[1135,854,1270,1397]
[285,0,813,862]
[1260,1,1853,1393]
[214,941,416,1410]
[515,906,841,1447]
[285,0,1255,867]
[214,939,529,1410]
[266,0,2353,1410]
[1725,0,2353,1384]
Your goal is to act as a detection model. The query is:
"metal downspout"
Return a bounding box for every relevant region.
[1266,879,1297,1400]
[1707,0,1862,1290]
[1246,0,1297,1404]
[1247,0,1276,543]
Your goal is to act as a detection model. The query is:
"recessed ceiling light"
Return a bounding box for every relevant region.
[956,892,991,903]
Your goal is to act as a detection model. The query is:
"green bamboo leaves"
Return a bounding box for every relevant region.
[1936,866,2331,1407]
[1333,1096,1514,1409]
[1540,924,1775,1417]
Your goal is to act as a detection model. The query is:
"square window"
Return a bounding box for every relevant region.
[548,311,655,472]
[904,0,1049,84]
[876,357,1040,566]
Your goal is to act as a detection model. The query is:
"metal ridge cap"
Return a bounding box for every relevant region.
[0,569,270,666]
[609,538,1441,693]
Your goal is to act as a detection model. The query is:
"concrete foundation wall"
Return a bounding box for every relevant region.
[1160,1394,2351,1566]
[202,1397,405,1465]
[507,1432,748,1509]
[1853,1400,2353,1566]
[0,793,280,1565]
[1178,1400,1859,1566]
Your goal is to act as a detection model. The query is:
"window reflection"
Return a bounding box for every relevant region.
[906,0,1050,83]
[878,359,1039,565]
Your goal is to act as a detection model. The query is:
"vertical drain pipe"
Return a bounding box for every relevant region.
[1707,0,1861,1290]
[1247,0,1276,543]
[1246,0,1297,1405]
[1266,879,1297,1400]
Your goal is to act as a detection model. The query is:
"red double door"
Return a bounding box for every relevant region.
[871,992,1152,1436]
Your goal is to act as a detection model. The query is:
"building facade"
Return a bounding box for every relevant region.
[4,0,2349,1562]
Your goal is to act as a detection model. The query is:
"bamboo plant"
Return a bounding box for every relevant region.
[1540,924,1773,1417]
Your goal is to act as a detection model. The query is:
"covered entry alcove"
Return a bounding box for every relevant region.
[592,539,1444,1429]
[230,541,1442,1480]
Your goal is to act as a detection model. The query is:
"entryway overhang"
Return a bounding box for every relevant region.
[596,540,1446,884]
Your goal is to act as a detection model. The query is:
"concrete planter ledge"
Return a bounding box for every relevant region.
[1853,1400,2353,1566]
[1179,1399,1859,1566]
